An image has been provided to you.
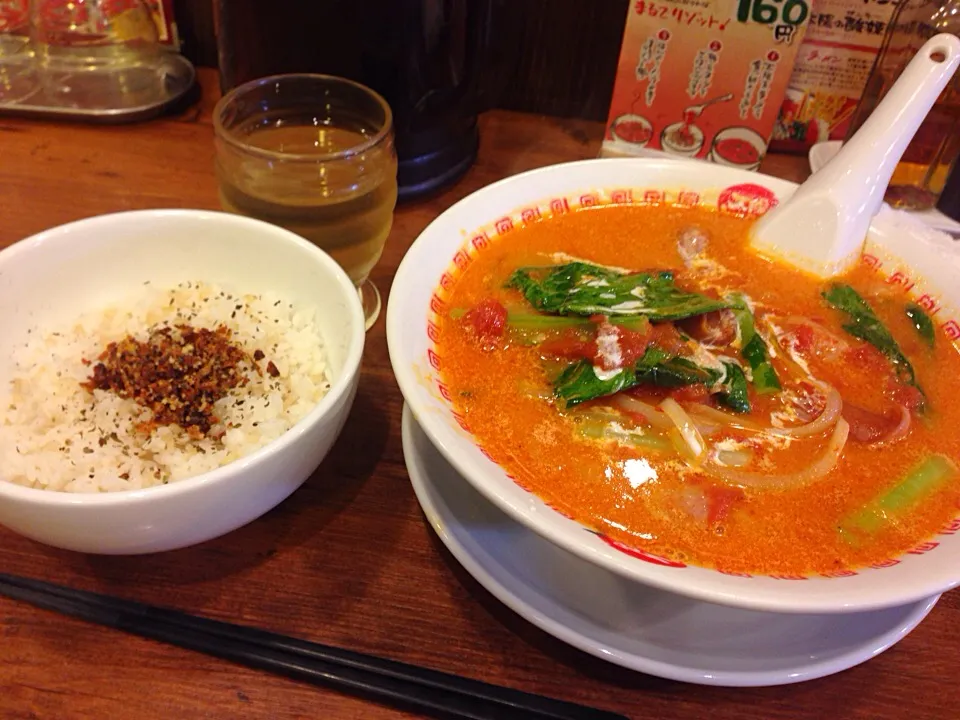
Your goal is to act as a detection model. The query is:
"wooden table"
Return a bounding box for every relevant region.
[0,69,955,720]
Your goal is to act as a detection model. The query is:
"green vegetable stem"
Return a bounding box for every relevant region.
[729,294,780,394]
[840,455,956,541]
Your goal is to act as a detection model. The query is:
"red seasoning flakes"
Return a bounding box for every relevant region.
[82,324,258,438]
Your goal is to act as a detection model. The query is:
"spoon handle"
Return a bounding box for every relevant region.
[825,35,960,222]
[751,34,960,278]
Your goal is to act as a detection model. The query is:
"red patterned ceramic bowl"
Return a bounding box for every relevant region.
[387,158,960,613]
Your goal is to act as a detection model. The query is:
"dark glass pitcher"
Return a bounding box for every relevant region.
[214,0,513,200]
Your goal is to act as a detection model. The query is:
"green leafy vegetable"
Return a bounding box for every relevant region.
[636,347,722,387]
[507,262,728,321]
[552,361,637,407]
[905,303,935,349]
[840,455,956,541]
[552,346,754,410]
[716,362,750,413]
[822,283,924,407]
[729,294,781,394]
[552,347,722,408]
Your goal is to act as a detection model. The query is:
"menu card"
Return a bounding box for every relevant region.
[601,0,813,169]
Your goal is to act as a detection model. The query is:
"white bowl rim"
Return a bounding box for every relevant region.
[387,157,960,614]
[0,208,366,506]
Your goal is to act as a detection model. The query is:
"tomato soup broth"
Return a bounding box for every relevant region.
[437,204,960,575]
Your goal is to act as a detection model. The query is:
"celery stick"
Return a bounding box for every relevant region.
[578,419,672,452]
[841,455,957,538]
[452,307,652,334]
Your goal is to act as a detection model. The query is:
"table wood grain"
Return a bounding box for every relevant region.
[0,69,955,720]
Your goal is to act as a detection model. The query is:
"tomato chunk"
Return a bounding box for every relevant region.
[462,299,507,340]
[539,333,597,360]
[792,324,815,355]
[670,383,711,403]
[705,485,744,526]
[886,380,924,411]
[648,322,686,355]
[618,325,652,366]
[843,344,890,374]
[841,401,901,443]
[592,321,651,370]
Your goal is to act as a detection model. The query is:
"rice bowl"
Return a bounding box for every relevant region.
[0,209,364,554]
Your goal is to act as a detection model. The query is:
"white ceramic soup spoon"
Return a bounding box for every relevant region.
[750,33,960,278]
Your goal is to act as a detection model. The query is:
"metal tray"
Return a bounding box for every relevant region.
[0,52,196,124]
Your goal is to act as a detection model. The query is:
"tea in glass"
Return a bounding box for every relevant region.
[214,74,397,329]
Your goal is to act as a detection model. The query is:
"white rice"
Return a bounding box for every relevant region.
[0,281,330,493]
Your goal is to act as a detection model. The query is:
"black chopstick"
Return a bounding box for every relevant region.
[0,573,626,720]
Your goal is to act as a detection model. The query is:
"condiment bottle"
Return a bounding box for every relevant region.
[846,0,960,210]
[935,154,960,222]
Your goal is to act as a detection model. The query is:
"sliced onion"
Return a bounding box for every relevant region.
[683,382,841,439]
[769,383,842,438]
[713,447,754,467]
[518,379,554,401]
[685,403,764,431]
[611,395,673,431]
[660,397,706,462]
[878,406,911,445]
[692,419,722,437]
[702,418,849,490]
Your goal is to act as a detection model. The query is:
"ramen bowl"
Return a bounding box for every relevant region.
[387,157,960,614]
[708,127,766,171]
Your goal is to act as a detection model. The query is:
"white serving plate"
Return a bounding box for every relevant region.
[403,405,940,687]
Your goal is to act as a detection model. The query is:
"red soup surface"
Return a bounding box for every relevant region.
[437,203,960,576]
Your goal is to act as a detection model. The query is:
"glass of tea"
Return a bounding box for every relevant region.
[213,74,398,329]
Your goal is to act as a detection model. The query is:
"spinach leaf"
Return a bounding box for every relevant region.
[507,262,728,321]
[552,347,722,408]
[636,347,724,387]
[822,283,925,406]
[716,362,750,413]
[729,294,781,394]
[905,303,935,349]
[552,361,638,408]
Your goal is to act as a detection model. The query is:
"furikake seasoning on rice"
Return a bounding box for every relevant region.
[0,281,330,493]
